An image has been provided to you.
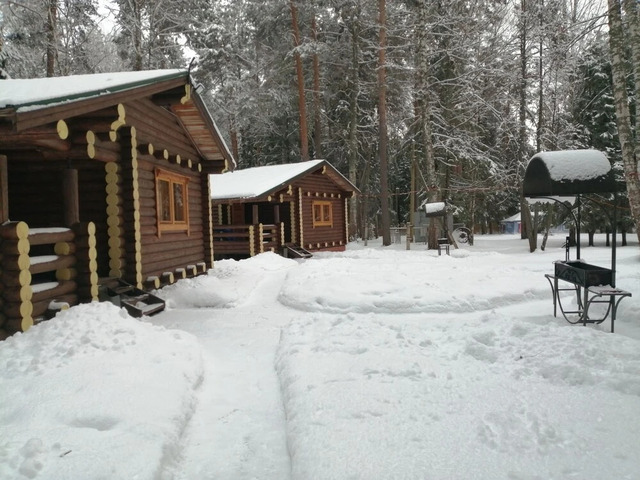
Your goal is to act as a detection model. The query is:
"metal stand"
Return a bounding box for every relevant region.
[545,274,631,332]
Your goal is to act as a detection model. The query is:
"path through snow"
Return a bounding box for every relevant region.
[149,257,298,480]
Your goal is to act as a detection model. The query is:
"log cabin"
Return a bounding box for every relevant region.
[210,160,359,259]
[0,69,235,338]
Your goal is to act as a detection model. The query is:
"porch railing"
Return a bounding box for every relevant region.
[0,221,98,338]
[213,222,284,257]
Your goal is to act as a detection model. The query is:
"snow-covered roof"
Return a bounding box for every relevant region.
[523,149,620,197]
[501,212,521,223]
[0,69,186,111]
[210,160,356,201]
[421,201,447,217]
[534,149,610,181]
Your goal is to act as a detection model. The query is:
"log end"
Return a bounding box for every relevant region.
[57,119,69,140]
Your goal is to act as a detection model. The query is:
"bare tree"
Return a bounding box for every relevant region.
[290,0,310,162]
[378,0,391,246]
[608,0,640,243]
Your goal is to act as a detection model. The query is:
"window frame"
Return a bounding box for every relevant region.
[312,200,333,228]
[155,168,190,236]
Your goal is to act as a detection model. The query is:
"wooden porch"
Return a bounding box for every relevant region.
[213,223,284,258]
[0,221,98,339]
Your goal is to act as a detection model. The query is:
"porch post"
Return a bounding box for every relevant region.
[274,205,281,250]
[63,168,80,226]
[0,155,8,224]
[274,204,280,224]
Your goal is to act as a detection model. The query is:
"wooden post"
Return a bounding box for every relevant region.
[72,222,99,301]
[274,204,281,224]
[406,223,411,250]
[252,204,259,224]
[0,155,8,224]
[249,225,255,256]
[63,169,80,226]
[0,221,33,333]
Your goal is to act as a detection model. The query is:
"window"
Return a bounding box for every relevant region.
[155,168,189,234]
[312,201,333,227]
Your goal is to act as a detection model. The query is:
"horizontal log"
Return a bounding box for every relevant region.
[77,285,99,301]
[139,238,202,254]
[28,228,74,246]
[31,280,77,304]
[3,316,33,332]
[74,259,98,274]
[213,243,250,254]
[2,238,30,255]
[0,329,11,341]
[88,143,120,162]
[139,224,158,236]
[1,269,32,288]
[32,293,78,319]
[3,300,33,318]
[134,244,203,265]
[74,270,98,288]
[30,254,75,275]
[141,252,203,275]
[160,272,175,284]
[2,254,30,271]
[56,268,77,281]
[0,132,72,151]
[186,264,197,277]
[144,276,161,290]
[124,108,200,160]
[54,242,76,255]
[74,236,97,249]
[0,221,29,240]
[2,285,33,303]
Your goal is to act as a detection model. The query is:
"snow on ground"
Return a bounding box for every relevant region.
[0,302,202,480]
[0,233,639,479]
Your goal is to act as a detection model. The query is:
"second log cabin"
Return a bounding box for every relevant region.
[0,69,235,337]
[210,160,359,259]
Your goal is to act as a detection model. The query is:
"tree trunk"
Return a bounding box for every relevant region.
[415,0,438,249]
[620,0,640,244]
[519,0,537,252]
[378,0,391,246]
[609,0,640,244]
[348,14,360,239]
[311,15,323,159]
[46,0,57,77]
[132,0,143,71]
[289,0,310,162]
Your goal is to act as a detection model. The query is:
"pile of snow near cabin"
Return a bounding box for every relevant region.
[1,234,640,480]
[0,303,203,480]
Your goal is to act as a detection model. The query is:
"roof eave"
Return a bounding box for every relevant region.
[9,75,189,132]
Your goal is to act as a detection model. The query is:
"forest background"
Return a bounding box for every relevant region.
[1,0,640,250]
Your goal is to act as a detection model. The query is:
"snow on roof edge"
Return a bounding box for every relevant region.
[532,149,611,182]
[0,69,187,111]
[209,160,326,200]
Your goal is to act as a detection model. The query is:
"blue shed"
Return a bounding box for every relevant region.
[500,213,521,234]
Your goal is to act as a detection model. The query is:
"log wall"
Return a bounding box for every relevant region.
[295,172,349,251]
[109,118,207,286]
